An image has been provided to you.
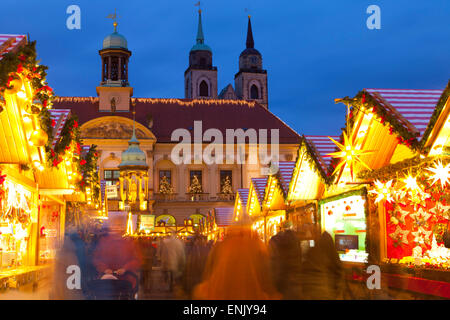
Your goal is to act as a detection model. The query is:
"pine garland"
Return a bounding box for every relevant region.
[336,91,421,152]
[298,136,330,184]
[0,41,100,197]
[420,80,450,148]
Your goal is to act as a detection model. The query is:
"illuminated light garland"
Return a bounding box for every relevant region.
[53,97,258,108]
[326,131,374,180]
[427,160,450,188]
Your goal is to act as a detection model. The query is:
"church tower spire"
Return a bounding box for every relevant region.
[196,9,205,44]
[184,9,218,100]
[246,15,254,49]
[234,16,268,109]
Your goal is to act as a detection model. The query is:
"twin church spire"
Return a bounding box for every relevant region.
[185,11,268,108]
[97,11,269,111]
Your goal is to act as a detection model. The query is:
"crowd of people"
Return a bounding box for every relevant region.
[50,217,359,300]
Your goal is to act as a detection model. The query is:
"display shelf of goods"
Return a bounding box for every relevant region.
[372,161,450,270]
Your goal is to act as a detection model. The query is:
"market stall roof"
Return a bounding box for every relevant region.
[421,82,450,156]
[304,135,340,172]
[237,188,249,207]
[251,177,268,205]
[0,34,27,60]
[49,109,71,147]
[36,109,74,192]
[214,207,234,227]
[276,161,296,195]
[365,88,444,140]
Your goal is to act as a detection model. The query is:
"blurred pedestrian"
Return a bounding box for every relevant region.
[182,235,210,298]
[137,237,156,292]
[300,231,345,299]
[49,229,86,300]
[269,221,303,299]
[92,219,142,290]
[193,225,281,300]
[160,234,185,291]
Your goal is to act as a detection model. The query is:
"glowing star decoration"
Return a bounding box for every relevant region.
[390,206,410,225]
[410,208,432,228]
[427,161,450,189]
[411,227,432,245]
[389,226,410,245]
[402,174,420,191]
[326,132,374,180]
[401,173,430,205]
[370,180,395,204]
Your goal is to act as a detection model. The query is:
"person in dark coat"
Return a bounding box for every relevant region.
[268,222,303,299]
[182,235,211,299]
[300,231,345,300]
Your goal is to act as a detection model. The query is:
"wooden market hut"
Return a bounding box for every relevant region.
[233,188,249,223]
[332,83,450,298]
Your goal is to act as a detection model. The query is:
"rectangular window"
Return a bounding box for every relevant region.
[220,170,233,193]
[104,169,120,186]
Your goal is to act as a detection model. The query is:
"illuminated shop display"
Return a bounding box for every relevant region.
[38,203,61,264]
[320,191,369,263]
[0,179,32,269]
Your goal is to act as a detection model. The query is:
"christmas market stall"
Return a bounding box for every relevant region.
[0,35,99,290]
[211,207,234,241]
[233,188,249,223]
[285,136,332,241]
[338,83,450,298]
[259,161,295,240]
[245,177,269,242]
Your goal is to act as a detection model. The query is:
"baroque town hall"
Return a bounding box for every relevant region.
[52,11,301,228]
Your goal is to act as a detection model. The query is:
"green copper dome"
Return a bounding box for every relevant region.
[119,130,148,168]
[190,10,212,53]
[103,31,128,49]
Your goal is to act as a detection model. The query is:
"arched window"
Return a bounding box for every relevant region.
[156,214,176,227]
[189,214,205,226]
[250,84,259,99]
[199,80,209,97]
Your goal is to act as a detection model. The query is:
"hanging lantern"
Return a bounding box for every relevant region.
[29,128,48,147]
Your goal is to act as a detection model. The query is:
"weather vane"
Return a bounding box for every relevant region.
[194,1,201,13]
[245,7,251,18]
[106,8,121,32]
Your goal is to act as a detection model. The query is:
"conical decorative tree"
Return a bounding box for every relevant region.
[159,175,173,195]
[221,175,233,194]
[188,175,203,194]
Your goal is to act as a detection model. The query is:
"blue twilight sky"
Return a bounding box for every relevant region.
[1,0,449,136]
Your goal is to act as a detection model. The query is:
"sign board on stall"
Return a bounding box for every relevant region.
[106,185,118,199]
[140,215,155,232]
